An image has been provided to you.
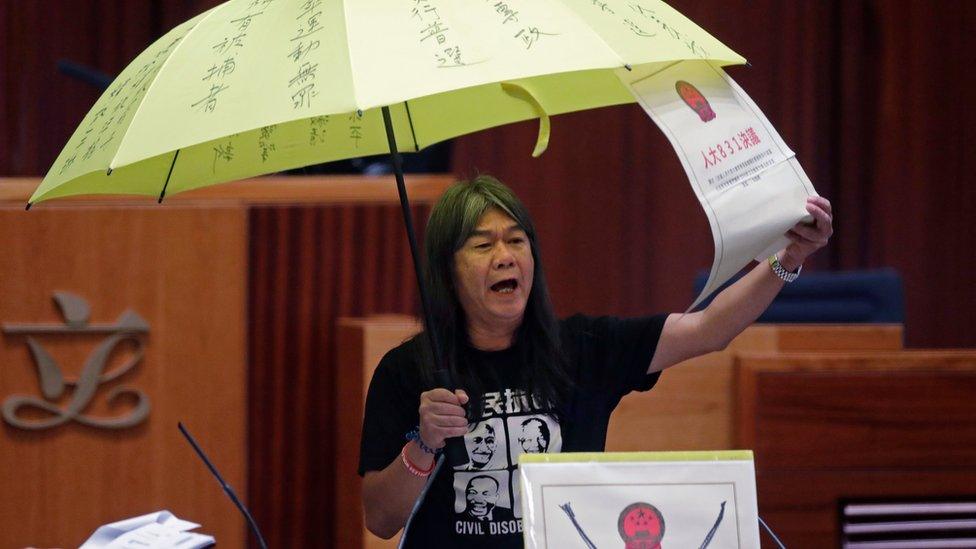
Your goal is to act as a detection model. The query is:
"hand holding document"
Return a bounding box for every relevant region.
[617,61,818,309]
[79,510,214,549]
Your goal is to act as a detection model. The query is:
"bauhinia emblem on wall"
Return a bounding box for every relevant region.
[1,291,151,430]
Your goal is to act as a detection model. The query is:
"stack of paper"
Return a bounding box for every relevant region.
[79,510,214,549]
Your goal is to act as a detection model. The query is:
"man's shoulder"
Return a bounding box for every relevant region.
[559,313,668,335]
[557,314,601,341]
[381,333,423,360]
[375,334,426,378]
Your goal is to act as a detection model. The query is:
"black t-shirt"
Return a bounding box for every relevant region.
[358,314,667,548]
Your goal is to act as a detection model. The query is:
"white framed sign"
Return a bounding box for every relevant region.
[519,451,760,548]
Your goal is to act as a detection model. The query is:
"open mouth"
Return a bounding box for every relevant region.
[490,278,518,294]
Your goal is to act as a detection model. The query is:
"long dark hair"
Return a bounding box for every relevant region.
[417,175,572,416]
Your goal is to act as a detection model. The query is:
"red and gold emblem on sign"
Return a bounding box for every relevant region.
[676,80,716,122]
[618,502,665,549]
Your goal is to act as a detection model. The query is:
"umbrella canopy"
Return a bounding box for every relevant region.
[25,3,748,537]
[29,0,743,205]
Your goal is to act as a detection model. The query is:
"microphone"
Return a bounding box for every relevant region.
[178,422,268,549]
[759,516,787,548]
[56,60,113,91]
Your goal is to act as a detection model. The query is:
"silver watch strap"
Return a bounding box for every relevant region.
[768,254,801,283]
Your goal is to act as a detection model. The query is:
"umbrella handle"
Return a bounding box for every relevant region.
[432,369,472,468]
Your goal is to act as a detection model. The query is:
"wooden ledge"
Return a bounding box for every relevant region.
[0,174,455,207]
[737,349,976,372]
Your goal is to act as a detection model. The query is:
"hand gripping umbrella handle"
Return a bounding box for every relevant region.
[433,368,471,468]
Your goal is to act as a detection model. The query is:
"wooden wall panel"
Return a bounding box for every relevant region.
[248,204,432,548]
[605,324,903,452]
[336,316,422,549]
[1,175,452,548]
[736,352,976,548]
[758,470,976,547]
[0,205,248,547]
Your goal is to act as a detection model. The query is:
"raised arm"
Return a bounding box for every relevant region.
[649,196,833,373]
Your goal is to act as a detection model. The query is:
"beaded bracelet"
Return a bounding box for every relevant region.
[400,443,435,477]
[405,427,438,455]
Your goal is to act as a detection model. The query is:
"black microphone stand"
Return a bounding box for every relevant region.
[178,422,268,549]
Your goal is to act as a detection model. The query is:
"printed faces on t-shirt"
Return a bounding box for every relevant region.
[451,388,561,535]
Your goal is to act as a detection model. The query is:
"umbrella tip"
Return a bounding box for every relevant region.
[746,61,753,68]
[25,202,32,211]
[106,167,113,176]
[624,64,632,72]
[157,194,165,204]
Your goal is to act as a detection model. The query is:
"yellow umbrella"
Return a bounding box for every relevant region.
[29,0,743,206]
[27,2,745,525]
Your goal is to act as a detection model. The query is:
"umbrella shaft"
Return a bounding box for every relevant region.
[380,106,447,378]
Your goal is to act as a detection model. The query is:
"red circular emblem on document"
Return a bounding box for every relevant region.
[618,502,665,549]
[676,80,716,122]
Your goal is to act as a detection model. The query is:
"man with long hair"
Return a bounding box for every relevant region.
[359,175,832,547]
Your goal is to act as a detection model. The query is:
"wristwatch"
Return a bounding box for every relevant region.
[768,254,802,283]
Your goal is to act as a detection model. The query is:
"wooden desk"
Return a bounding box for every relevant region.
[736,351,976,547]
[605,324,904,452]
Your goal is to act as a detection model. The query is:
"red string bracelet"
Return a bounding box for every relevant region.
[400,442,435,477]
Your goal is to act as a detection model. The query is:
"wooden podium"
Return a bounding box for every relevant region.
[336,316,422,549]
[0,175,451,548]
[0,200,250,547]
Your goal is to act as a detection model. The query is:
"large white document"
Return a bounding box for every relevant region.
[617,62,818,309]
[520,451,760,548]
